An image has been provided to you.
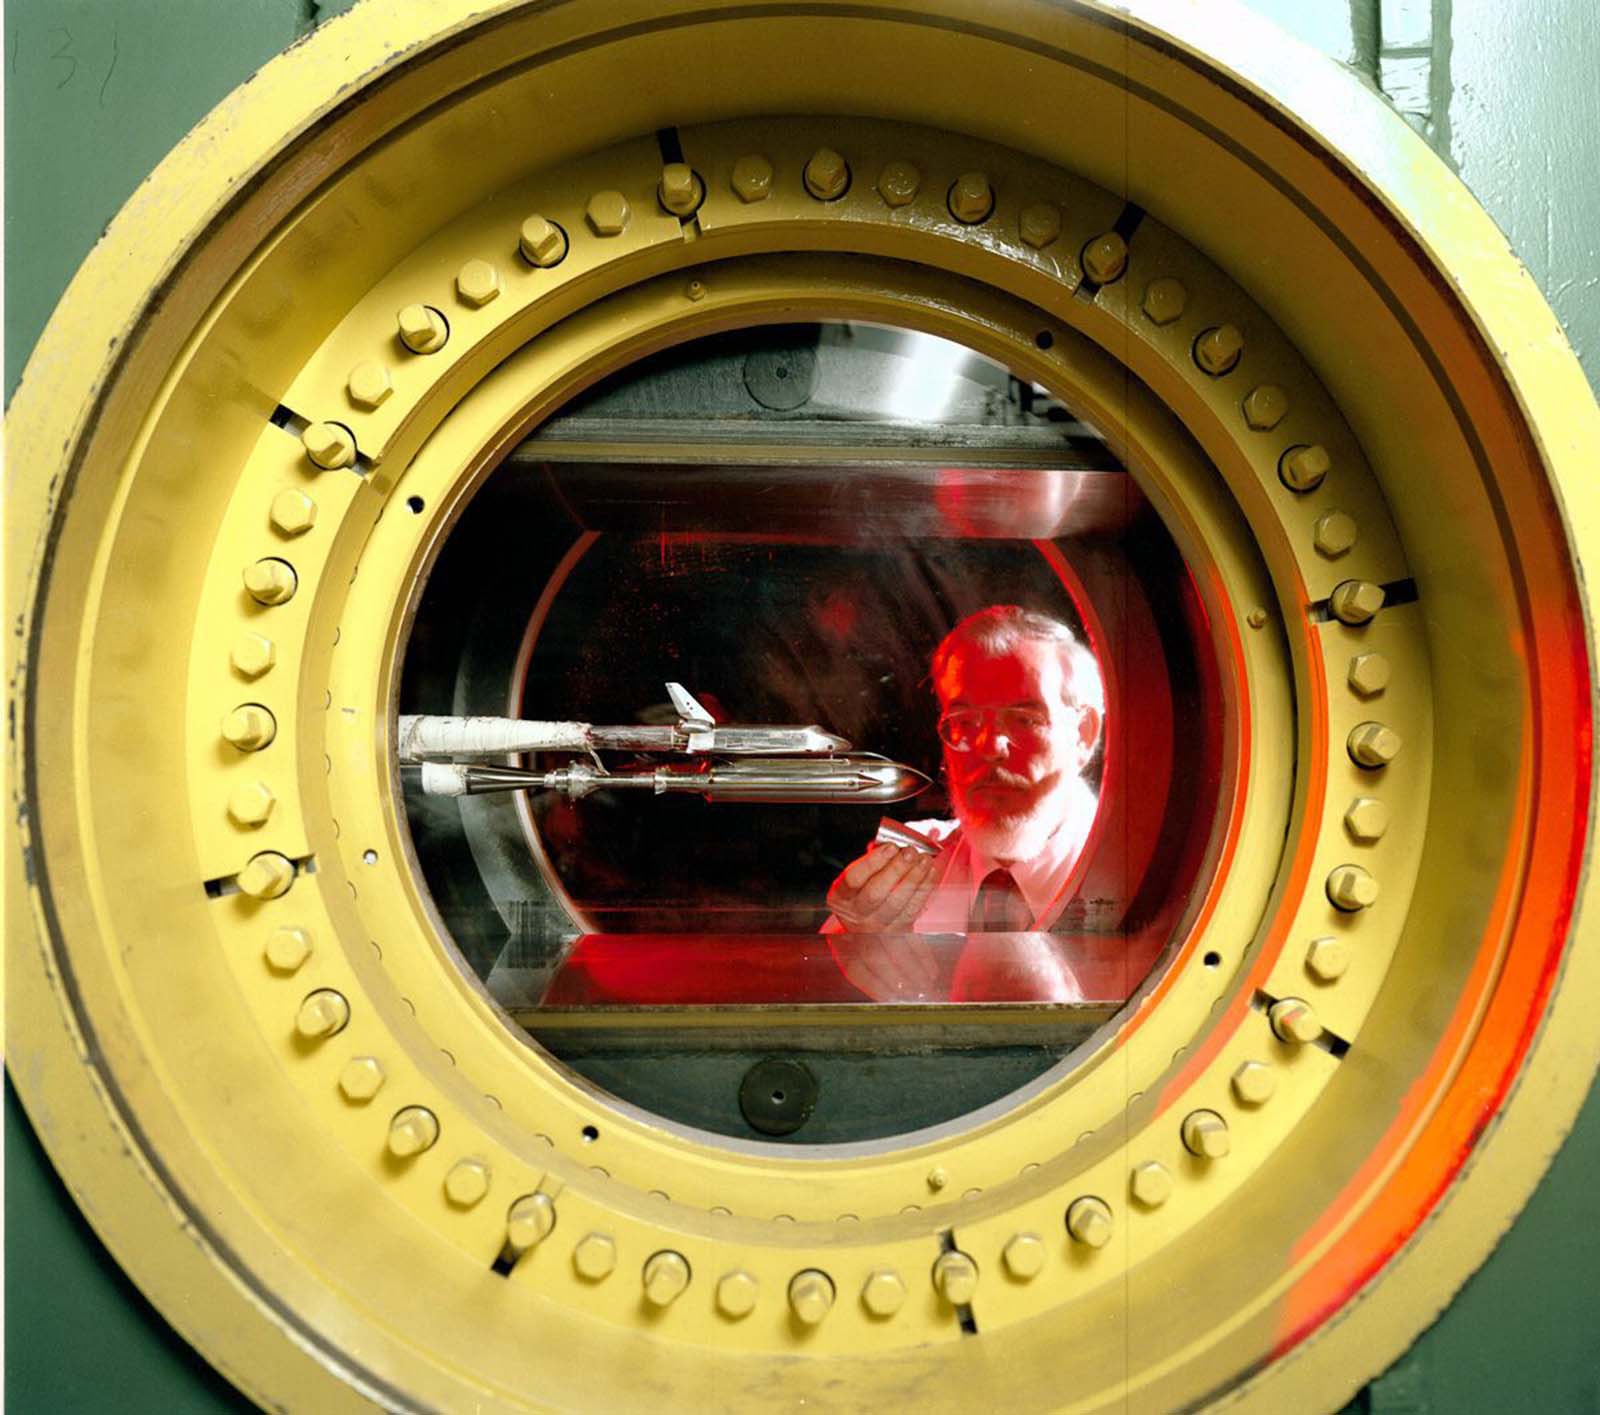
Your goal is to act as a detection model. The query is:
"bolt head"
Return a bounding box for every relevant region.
[658,163,703,216]
[1348,651,1392,697]
[1327,863,1380,911]
[1195,324,1244,375]
[264,926,311,973]
[387,1106,440,1158]
[1280,442,1331,492]
[295,989,350,1039]
[1002,1232,1046,1279]
[238,852,294,900]
[1129,1160,1174,1208]
[228,780,276,827]
[926,1165,949,1192]
[270,489,318,536]
[877,160,921,208]
[519,215,568,267]
[230,631,276,679]
[1066,1196,1113,1248]
[731,154,774,203]
[1314,510,1359,558]
[346,360,393,410]
[301,420,357,470]
[445,1159,492,1208]
[574,1232,619,1280]
[643,1250,691,1306]
[788,1269,835,1324]
[1231,1060,1278,1105]
[506,1191,557,1247]
[948,170,994,224]
[1242,383,1290,430]
[1331,580,1386,625]
[1018,201,1062,249]
[1349,721,1402,767]
[222,705,276,752]
[804,147,849,201]
[242,558,296,605]
[1182,1109,1231,1158]
[1344,795,1391,842]
[1141,277,1188,325]
[586,189,631,236]
[339,1056,386,1102]
[932,1249,979,1305]
[1081,231,1128,284]
[455,258,502,307]
[1270,997,1323,1045]
[1306,935,1352,982]
[397,304,447,354]
[860,1268,907,1317]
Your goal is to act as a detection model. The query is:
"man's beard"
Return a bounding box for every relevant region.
[952,771,1066,862]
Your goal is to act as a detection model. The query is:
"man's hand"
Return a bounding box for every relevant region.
[824,844,942,1000]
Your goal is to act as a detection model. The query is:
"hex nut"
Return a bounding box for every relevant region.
[712,1268,757,1316]
[1081,231,1128,285]
[1242,384,1290,431]
[932,1249,979,1305]
[506,1192,557,1248]
[243,558,297,606]
[1141,277,1188,325]
[788,1269,835,1325]
[586,190,630,236]
[1181,1109,1231,1158]
[1327,863,1380,911]
[1349,721,1403,768]
[1231,1060,1278,1106]
[1066,1196,1114,1248]
[1129,1160,1174,1208]
[264,926,312,973]
[445,1159,492,1209]
[230,631,276,679]
[222,705,277,752]
[519,215,568,267]
[1269,997,1323,1045]
[860,1267,907,1317]
[948,171,995,224]
[1001,1232,1046,1279]
[1313,510,1359,558]
[1306,935,1352,982]
[339,1056,386,1103]
[346,360,393,410]
[658,163,704,216]
[1194,324,1244,375]
[301,420,357,470]
[1345,796,1392,842]
[237,851,294,900]
[387,1106,441,1159]
[1330,580,1386,625]
[1348,651,1392,697]
[1018,202,1062,249]
[295,989,350,1040]
[804,147,850,201]
[1280,442,1331,492]
[877,160,921,208]
[227,781,276,828]
[397,304,448,354]
[731,154,774,203]
[574,1232,619,1280]
[455,258,502,307]
[270,489,318,536]
[642,1249,691,1306]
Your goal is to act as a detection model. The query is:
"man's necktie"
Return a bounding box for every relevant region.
[971,867,1033,932]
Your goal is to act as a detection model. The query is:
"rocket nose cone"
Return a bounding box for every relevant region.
[855,761,932,802]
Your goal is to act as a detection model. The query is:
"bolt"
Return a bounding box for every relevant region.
[1327,863,1380,911]
[519,215,568,267]
[1002,1232,1046,1279]
[1081,232,1128,285]
[1314,510,1359,558]
[713,1268,757,1316]
[877,160,921,208]
[301,420,357,471]
[574,1232,619,1280]
[346,360,392,410]
[1269,997,1323,1045]
[1181,1109,1230,1159]
[230,631,276,679]
[1306,935,1352,982]
[926,1166,949,1192]
[685,278,706,301]
[1280,442,1331,492]
[1066,1196,1114,1248]
[932,1249,979,1305]
[658,163,704,217]
[455,258,502,307]
[642,1249,691,1306]
[339,1056,386,1102]
[1018,201,1062,249]
[1194,324,1244,375]
[1231,1060,1278,1105]
[295,988,350,1039]
[1141,277,1187,325]
[1348,721,1402,768]
[1330,580,1386,625]
[445,1159,491,1208]
[586,190,630,236]
[861,1268,907,1317]
[948,171,995,224]
[222,704,276,752]
[788,1269,835,1325]
[237,851,295,900]
[731,155,774,203]
[388,1106,441,1159]
[506,1191,556,1247]
[1345,796,1391,842]
[270,489,317,536]
[804,147,850,201]
[397,304,448,354]
[1129,1160,1174,1208]
[1242,384,1290,430]
[1348,651,1392,697]
[1247,607,1269,629]
[243,558,297,606]
[264,925,311,973]
[227,781,276,827]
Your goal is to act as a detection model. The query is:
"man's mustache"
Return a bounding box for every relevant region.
[963,770,1034,790]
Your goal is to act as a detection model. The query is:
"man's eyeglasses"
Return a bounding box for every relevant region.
[937,706,1053,752]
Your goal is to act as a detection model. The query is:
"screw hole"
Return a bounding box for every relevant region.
[1203,951,1222,968]
[581,1124,599,1143]
[1035,330,1054,350]
[362,849,378,865]
[771,1090,786,1103]
[406,495,425,514]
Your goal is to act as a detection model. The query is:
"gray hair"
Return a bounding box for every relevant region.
[931,605,1105,715]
